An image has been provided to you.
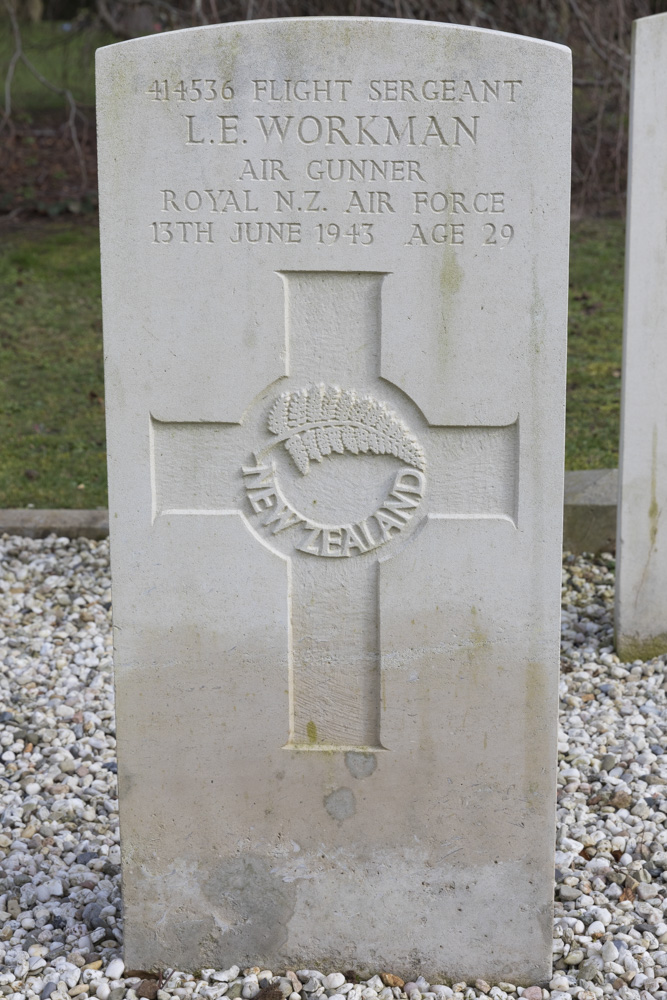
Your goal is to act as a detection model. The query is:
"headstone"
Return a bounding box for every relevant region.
[96,19,571,981]
[616,12,667,661]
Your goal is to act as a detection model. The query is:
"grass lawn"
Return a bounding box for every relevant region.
[0,219,106,508]
[566,217,625,470]
[0,216,625,508]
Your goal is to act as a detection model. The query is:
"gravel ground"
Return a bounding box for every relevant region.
[1,535,666,1000]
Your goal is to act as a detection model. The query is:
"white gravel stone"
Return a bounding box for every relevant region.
[214,970,240,984]
[601,941,619,963]
[323,979,346,992]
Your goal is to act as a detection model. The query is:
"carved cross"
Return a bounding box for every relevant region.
[151,271,518,750]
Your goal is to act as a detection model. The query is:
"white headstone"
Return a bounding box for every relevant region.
[616,12,667,661]
[97,19,571,981]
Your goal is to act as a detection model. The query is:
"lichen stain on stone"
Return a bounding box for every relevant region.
[465,606,490,674]
[460,607,491,729]
[649,425,660,549]
[306,720,317,744]
[436,250,464,374]
[527,262,548,480]
[523,660,548,811]
[344,751,377,779]
[324,786,356,821]
[629,424,663,626]
[440,247,463,299]
[617,631,667,662]
[214,26,241,79]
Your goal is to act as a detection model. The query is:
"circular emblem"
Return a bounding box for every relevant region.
[242,384,427,558]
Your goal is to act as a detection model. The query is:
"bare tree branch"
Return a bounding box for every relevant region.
[1,0,653,214]
[1,0,89,192]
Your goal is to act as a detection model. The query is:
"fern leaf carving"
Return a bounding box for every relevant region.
[285,433,310,475]
[267,393,290,435]
[267,383,426,475]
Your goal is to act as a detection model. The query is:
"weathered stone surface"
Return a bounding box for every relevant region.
[616,12,667,661]
[96,18,571,981]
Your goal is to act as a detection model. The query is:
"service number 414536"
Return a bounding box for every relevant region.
[147,79,234,101]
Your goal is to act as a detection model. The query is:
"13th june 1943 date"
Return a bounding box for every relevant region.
[149,220,515,246]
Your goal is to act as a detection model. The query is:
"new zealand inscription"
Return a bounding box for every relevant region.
[242,384,427,558]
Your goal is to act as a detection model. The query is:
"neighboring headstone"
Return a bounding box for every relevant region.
[616,12,667,661]
[97,19,571,981]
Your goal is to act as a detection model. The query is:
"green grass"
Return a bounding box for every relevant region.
[0,20,113,114]
[0,219,106,508]
[566,218,625,470]
[0,216,624,508]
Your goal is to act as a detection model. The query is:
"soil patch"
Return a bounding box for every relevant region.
[0,109,98,220]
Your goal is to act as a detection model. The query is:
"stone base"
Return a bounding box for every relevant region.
[0,508,109,540]
[562,469,617,554]
[615,631,667,662]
